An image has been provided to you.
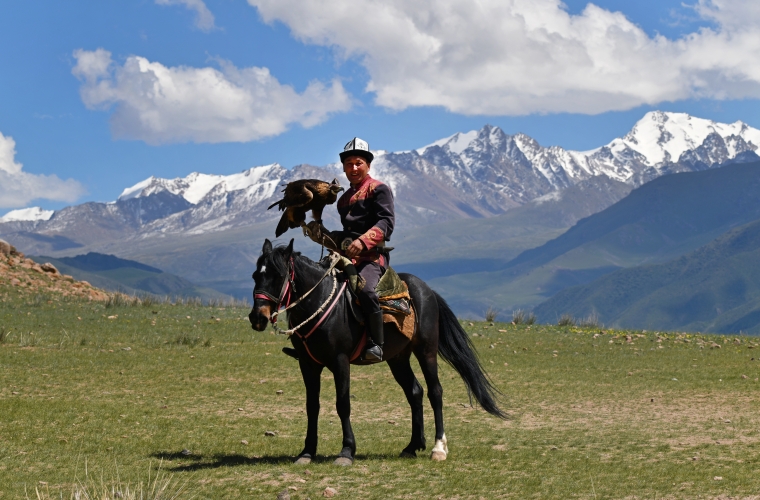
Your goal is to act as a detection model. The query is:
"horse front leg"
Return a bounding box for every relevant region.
[332,353,356,465]
[296,357,323,464]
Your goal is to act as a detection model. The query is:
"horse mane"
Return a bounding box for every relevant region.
[268,244,327,276]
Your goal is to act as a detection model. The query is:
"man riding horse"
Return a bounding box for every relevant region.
[313,137,394,363]
[250,139,506,463]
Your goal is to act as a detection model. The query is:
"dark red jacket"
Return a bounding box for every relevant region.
[337,175,394,262]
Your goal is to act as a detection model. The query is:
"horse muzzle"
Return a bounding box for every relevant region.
[249,305,272,331]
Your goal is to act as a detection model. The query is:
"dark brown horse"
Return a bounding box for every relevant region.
[249,239,505,465]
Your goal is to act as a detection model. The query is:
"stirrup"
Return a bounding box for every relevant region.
[364,344,383,363]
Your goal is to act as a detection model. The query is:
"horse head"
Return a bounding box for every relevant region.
[249,238,294,331]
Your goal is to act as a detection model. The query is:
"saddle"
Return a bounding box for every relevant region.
[337,256,411,313]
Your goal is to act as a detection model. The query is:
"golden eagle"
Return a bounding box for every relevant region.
[267,178,344,237]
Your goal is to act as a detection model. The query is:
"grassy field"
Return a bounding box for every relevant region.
[2,286,760,499]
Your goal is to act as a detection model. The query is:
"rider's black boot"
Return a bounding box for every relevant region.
[364,310,385,363]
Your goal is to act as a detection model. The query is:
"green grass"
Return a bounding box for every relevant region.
[2,288,760,498]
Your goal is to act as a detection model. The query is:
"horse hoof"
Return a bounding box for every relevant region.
[294,456,312,465]
[334,457,353,466]
[430,434,448,461]
[399,451,416,459]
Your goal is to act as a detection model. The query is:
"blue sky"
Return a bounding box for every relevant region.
[1,0,760,212]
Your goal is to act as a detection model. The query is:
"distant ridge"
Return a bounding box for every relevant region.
[55,252,163,273]
[502,159,760,275]
[423,158,760,319]
[533,217,760,334]
[34,252,231,301]
[2,111,760,310]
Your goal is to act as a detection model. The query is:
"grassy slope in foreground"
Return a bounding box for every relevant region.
[534,217,760,334]
[2,287,760,498]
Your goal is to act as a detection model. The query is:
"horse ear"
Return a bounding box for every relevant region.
[262,239,273,254]
[285,238,294,257]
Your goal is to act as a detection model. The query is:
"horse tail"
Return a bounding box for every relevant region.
[434,291,507,419]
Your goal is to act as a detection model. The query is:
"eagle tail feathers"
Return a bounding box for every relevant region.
[267,199,285,211]
[275,214,290,237]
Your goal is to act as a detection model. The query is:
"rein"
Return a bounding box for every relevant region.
[277,278,345,337]
[255,251,343,335]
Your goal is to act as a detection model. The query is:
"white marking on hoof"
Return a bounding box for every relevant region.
[430,433,448,461]
[334,456,353,466]
[294,456,312,465]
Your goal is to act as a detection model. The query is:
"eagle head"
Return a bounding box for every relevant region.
[329,178,344,194]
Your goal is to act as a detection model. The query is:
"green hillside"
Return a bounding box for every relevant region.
[534,218,760,333]
[430,161,760,319]
[33,253,232,302]
[506,161,760,272]
[393,176,631,280]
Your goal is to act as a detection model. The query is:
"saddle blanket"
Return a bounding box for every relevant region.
[383,307,415,340]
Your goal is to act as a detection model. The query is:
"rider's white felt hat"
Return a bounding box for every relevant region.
[340,137,374,163]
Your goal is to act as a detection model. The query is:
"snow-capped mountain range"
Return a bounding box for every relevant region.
[2,111,759,250]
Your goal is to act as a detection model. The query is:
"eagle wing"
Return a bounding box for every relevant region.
[283,180,316,208]
[302,180,335,221]
[267,179,314,211]
[269,179,337,236]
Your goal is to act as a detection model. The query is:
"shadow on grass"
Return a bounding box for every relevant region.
[151,451,403,471]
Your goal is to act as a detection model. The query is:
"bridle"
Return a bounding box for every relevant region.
[254,257,296,313]
[253,251,343,335]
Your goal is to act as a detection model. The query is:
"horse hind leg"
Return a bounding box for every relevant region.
[416,351,448,461]
[387,356,426,458]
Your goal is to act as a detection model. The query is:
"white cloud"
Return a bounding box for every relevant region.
[248,0,760,115]
[72,49,353,144]
[155,0,217,32]
[694,0,760,30]
[0,132,86,209]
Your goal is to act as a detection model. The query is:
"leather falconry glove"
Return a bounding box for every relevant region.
[302,221,340,252]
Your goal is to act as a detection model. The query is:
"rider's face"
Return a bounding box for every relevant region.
[342,156,370,185]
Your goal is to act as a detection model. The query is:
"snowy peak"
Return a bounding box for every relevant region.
[0,207,54,222]
[417,130,478,155]
[170,112,756,214]
[5,111,759,242]
[118,164,284,204]
[613,111,760,167]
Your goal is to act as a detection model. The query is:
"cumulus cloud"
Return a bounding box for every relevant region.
[0,132,86,209]
[72,49,353,144]
[155,0,217,32]
[248,0,760,115]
